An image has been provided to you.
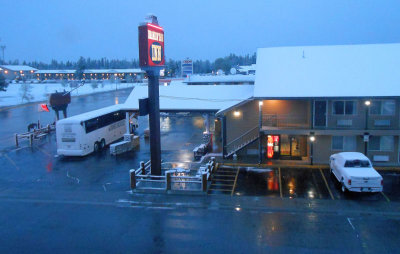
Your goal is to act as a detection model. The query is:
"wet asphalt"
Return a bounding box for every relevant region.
[0,88,400,253]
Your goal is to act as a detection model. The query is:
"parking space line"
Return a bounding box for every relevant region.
[231,168,240,196]
[278,167,283,198]
[381,192,390,202]
[3,154,20,171]
[35,146,52,157]
[319,168,335,200]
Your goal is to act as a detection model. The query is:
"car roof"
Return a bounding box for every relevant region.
[334,152,369,161]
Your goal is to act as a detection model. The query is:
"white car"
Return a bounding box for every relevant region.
[329,152,383,193]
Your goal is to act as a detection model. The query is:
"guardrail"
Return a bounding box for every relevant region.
[130,158,217,192]
[263,114,310,129]
[15,124,55,147]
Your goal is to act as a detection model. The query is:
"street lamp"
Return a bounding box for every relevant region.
[309,133,315,165]
[258,100,263,163]
[364,100,371,155]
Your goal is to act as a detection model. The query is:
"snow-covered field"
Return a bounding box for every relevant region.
[0,82,141,107]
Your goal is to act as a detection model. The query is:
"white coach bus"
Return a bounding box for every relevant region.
[56,105,126,156]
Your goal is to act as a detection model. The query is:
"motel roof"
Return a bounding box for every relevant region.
[35,68,144,74]
[35,70,76,74]
[121,81,254,112]
[0,65,38,72]
[184,74,255,84]
[254,43,400,99]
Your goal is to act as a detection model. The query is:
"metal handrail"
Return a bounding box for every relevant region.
[226,125,259,156]
[226,126,259,146]
[263,114,309,128]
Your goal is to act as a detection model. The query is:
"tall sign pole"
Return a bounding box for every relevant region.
[138,15,165,175]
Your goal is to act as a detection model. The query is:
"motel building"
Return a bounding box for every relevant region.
[217,43,400,166]
[35,68,145,81]
[0,65,38,80]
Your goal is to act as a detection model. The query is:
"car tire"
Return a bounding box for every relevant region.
[100,139,106,149]
[94,142,100,152]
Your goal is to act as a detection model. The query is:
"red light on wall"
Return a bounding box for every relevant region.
[267,135,274,158]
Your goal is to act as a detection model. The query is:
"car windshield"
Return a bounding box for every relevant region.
[344,160,371,168]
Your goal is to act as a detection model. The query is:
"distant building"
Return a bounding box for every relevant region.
[181,58,193,77]
[35,69,145,82]
[184,74,255,85]
[0,65,37,80]
[236,64,256,75]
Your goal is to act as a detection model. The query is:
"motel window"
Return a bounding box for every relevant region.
[369,136,394,151]
[370,100,395,116]
[332,136,356,151]
[332,101,356,115]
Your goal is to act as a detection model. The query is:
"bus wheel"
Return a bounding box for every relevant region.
[100,139,106,149]
[94,142,100,152]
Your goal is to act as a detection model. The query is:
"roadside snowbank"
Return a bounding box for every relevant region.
[0,82,141,107]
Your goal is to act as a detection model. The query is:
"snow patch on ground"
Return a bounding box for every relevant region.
[0,82,141,107]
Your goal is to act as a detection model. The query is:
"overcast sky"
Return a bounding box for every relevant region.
[1,0,400,63]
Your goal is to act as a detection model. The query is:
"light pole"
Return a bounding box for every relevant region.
[258,100,263,164]
[0,45,5,64]
[309,133,315,165]
[364,100,371,155]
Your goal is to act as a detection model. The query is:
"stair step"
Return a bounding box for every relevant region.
[211,183,234,186]
[208,188,232,192]
[211,179,235,182]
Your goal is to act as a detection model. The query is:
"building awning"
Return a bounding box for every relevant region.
[121,81,254,112]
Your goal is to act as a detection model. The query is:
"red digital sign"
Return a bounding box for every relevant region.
[138,22,165,67]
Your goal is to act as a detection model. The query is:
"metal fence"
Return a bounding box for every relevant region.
[15,124,55,147]
[130,159,217,193]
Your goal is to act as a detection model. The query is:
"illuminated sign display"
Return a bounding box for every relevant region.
[267,135,279,159]
[181,58,193,77]
[138,22,165,67]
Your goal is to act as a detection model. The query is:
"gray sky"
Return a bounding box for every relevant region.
[1,0,400,62]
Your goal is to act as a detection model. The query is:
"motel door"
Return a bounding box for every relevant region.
[314,101,327,127]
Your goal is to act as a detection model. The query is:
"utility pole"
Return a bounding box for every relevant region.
[0,38,5,64]
[0,46,5,64]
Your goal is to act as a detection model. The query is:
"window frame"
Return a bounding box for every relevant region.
[369,100,396,116]
[368,136,394,152]
[332,100,357,116]
[331,136,357,151]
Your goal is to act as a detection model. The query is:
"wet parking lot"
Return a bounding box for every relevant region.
[211,165,400,203]
[0,87,399,203]
[1,89,400,253]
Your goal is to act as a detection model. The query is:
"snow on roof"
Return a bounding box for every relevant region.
[254,43,400,98]
[238,64,256,72]
[184,74,255,84]
[121,82,254,112]
[0,65,37,71]
[58,104,122,124]
[35,70,75,74]
[84,69,144,74]
[35,68,144,74]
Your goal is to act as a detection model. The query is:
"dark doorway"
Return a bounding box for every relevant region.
[314,101,327,127]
